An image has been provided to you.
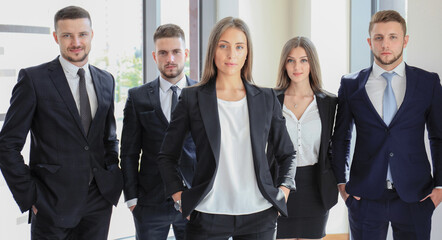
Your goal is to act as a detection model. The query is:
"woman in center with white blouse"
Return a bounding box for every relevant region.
[157,17,297,240]
[269,36,339,240]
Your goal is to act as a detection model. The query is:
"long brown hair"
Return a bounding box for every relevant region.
[276,36,323,93]
[199,17,253,86]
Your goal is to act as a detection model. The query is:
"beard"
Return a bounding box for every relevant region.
[374,48,403,66]
[63,47,89,63]
[160,64,184,79]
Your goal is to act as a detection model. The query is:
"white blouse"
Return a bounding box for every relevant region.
[282,96,321,167]
[195,97,272,215]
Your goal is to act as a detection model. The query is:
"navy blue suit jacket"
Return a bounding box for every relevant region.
[0,57,123,227]
[120,76,197,206]
[332,64,442,203]
[157,80,296,217]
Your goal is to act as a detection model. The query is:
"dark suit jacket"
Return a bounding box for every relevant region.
[332,64,442,203]
[120,76,197,206]
[269,90,338,210]
[0,57,123,228]
[157,79,297,217]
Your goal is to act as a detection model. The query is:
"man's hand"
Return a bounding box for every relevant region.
[338,184,360,202]
[421,188,442,208]
[32,205,38,215]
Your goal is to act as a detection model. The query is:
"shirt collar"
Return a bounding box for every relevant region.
[372,60,406,78]
[159,75,187,93]
[58,55,89,78]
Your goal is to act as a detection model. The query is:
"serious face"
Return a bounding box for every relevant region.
[152,37,188,84]
[367,21,408,71]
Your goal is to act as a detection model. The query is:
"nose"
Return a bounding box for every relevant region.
[382,39,389,49]
[72,36,81,46]
[167,53,175,63]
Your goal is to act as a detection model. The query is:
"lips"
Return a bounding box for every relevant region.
[225,63,237,66]
[293,73,303,77]
[69,47,83,54]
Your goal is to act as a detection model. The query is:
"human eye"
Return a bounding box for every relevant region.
[158,51,167,56]
[286,59,294,63]
[301,59,308,63]
[62,34,70,38]
[236,45,244,50]
[219,44,227,49]
[390,35,397,40]
[374,36,383,41]
[173,49,181,55]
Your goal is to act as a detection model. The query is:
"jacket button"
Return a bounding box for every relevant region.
[389,152,394,157]
[84,146,89,151]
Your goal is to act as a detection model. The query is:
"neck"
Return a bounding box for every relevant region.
[162,73,184,85]
[377,58,403,72]
[286,81,313,96]
[216,75,243,90]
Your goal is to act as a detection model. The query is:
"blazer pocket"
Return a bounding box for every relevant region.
[34,163,61,174]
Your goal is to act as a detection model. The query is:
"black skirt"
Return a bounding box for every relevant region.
[276,164,329,239]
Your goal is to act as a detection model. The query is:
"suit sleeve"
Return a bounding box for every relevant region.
[331,77,354,184]
[120,89,142,201]
[103,75,119,167]
[0,69,37,212]
[268,90,297,190]
[157,88,191,197]
[427,74,442,186]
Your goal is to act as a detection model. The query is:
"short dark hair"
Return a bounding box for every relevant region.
[54,6,91,31]
[153,24,186,43]
[369,10,406,36]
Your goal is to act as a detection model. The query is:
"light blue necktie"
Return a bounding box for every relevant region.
[382,71,397,183]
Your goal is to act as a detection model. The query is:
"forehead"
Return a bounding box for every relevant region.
[370,21,404,35]
[288,47,307,57]
[155,37,186,50]
[219,27,247,43]
[56,18,91,32]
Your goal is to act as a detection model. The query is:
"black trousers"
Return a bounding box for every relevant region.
[185,207,278,240]
[132,199,187,240]
[31,180,113,240]
[347,189,435,240]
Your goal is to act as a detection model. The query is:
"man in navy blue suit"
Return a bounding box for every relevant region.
[120,24,196,240]
[0,6,123,240]
[332,10,442,240]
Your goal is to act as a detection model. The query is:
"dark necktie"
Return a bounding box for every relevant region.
[77,68,92,135]
[170,85,178,120]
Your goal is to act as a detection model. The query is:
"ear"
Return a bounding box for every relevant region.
[91,29,94,40]
[403,35,409,49]
[53,31,59,44]
[184,48,189,60]
[367,37,372,49]
[152,51,157,64]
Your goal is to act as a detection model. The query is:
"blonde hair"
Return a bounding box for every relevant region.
[369,10,407,36]
[276,36,323,93]
[199,17,253,85]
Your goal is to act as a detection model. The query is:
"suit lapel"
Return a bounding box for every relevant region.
[244,81,263,169]
[198,81,221,163]
[147,78,169,126]
[48,58,86,140]
[315,93,328,169]
[357,67,387,126]
[390,64,417,126]
[88,65,104,139]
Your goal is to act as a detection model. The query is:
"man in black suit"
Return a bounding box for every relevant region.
[120,24,196,240]
[0,6,123,240]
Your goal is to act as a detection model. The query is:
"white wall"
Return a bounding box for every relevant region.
[407,1,442,239]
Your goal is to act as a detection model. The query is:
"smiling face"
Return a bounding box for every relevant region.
[53,18,93,67]
[285,47,310,84]
[152,37,188,83]
[367,21,409,71]
[214,27,248,79]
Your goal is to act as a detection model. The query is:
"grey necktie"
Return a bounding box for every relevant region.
[381,71,397,183]
[170,85,178,120]
[77,68,92,135]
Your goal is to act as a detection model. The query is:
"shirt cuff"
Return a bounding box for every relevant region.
[337,183,346,185]
[436,186,442,189]
[126,198,138,208]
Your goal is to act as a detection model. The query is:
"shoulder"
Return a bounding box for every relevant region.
[89,64,113,80]
[341,67,371,82]
[186,76,198,86]
[406,64,440,80]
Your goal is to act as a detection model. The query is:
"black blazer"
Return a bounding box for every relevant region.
[269,90,338,210]
[157,80,297,217]
[120,76,197,206]
[0,57,123,228]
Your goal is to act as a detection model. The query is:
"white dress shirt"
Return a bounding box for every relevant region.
[59,56,98,118]
[159,76,187,122]
[282,96,321,167]
[195,97,272,215]
[365,61,406,118]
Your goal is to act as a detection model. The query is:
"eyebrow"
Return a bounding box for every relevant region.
[219,40,246,45]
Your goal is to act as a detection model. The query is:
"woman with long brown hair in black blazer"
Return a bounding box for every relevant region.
[156,17,297,240]
[270,36,339,240]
